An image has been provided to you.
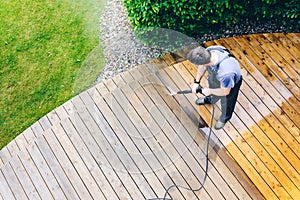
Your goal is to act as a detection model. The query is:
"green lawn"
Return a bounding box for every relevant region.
[0,0,106,149]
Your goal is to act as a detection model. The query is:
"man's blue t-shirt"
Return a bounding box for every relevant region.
[206,46,241,88]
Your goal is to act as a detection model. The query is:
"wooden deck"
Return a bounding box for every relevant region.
[0,33,299,200]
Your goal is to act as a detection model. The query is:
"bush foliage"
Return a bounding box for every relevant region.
[123,0,299,36]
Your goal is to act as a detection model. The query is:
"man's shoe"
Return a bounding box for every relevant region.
[214,120,226,130]
[195,98,206,105]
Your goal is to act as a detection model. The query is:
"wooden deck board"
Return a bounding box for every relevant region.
[61,115,122,200]
[239,84,300,172]
[285,33,300,51]
[1,33,299,200]
[69,103,133,199]
[246,35,300,98]
[22,128,35,147]
[28,142,67,200]
[9,154,41,200]
[43,129,93,200]
[54,122,106,199]
[35,132,80,200]
[18,148,55,200]
[73,94,146,199]
[207,38,300,142]
[30,121,44,138]
[46,110,61,127]
[72,95,138,199]
[240,34,300,144]
[0,147,11,166]
[38,116,52,131]
[263,33,300,75]
[0,169,15,200]
[13,134,27,154]
[86,88,153,199]
[1,162,28,200]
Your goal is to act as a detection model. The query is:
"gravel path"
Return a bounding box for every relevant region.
[97,0,162,82]
[97,0,287,83]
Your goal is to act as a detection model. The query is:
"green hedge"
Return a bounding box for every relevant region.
[123,0,299,36]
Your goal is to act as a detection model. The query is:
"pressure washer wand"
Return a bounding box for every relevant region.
[172,86,203,95]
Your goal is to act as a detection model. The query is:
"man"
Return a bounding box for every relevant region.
[187,45,242,130]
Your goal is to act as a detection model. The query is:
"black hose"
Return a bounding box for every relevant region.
[147,105,215,200]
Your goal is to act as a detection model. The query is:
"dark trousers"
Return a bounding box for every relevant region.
[204,77,242,123]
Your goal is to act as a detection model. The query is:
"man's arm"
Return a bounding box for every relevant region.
[195,65,206,82]
[202,87,231,96]
[192,65,206,93]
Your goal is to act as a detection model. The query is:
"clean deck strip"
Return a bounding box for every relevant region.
[204,34,300,199]
[0,33,299,200]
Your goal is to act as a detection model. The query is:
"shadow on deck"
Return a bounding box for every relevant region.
[0,33,299,200]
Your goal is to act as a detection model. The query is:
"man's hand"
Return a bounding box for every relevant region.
[192,83,199,93]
